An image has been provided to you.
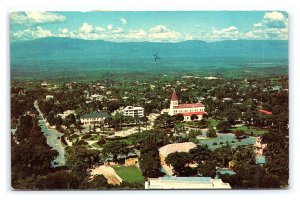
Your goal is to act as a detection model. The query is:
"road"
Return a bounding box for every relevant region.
[34,100,65,166]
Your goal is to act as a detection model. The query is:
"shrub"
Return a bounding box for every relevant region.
[97,138,106,146]
[81,134,92,140]
[213,142,218,145]
[207,128,217,138]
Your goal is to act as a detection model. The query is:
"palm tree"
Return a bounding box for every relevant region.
[113,112,125,131]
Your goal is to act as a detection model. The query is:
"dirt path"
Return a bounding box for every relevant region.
[91,165,122,185]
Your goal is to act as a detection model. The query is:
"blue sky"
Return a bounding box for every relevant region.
[10,11,288,42]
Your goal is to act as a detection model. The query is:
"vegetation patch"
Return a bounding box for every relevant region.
[111,166,144,184]
[231,126,268,136]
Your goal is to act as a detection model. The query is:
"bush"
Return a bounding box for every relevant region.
[231,140,235,143]
[207,128,217,138]
[76,140,88,145]
[81,134,92,140]
[97,138,106,146]
[234,130,245,138]
[213,142,217,145]
[220,142,224,145]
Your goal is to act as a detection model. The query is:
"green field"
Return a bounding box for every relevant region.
[231,125,268,136]
[112,166,144,183]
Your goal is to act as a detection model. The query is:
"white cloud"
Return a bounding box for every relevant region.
[264,11,285,22]
[253,23,263,28]
[10,11,66,25]
[149,25,169,33]
[248,11,288,40]
[95,26,105,32]
[12,26,53,41]
[112,27,124,34]
[148,25,181,41]
[59,28,69,34]
[79,23,93,33]
[262,11,287,28]
[107,24,113,30]
[119,17,127,25]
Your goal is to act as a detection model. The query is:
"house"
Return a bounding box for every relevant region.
[57,110,76,119]
[122,106,144,118]
[80,111,110,125]
[168,90,205,121]
[45,95,54,101]
[145,177,231,189]
[254,136,267,156]
[159,142,197,165]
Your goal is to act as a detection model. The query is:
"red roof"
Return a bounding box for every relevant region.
[171,90,178,101]
[174,103,205,109]
[181,112,205,116]
[259,109,272,115]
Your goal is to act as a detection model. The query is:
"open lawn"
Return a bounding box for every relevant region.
[111,165,144,183]
[231,125,268,136]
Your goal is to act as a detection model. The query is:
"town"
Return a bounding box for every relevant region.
[11,74,289,189]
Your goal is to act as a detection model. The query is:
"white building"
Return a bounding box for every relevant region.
[122,106,144,118]
[168,90,205,121]
[57,110,76,119]
[145,177,231,189]
[45,95,54,101]
[80,111,110,126]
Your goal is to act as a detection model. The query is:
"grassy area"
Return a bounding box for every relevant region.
[207,118,219,127]
[231,125,268,136]
[112,165,144,183]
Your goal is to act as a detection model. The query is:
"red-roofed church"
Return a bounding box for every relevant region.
[168,90,205,121]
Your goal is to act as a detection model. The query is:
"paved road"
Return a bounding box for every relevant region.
[34,100,65,166]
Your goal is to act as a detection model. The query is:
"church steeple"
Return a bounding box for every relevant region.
[171,90,178,101]
[170,90,178,112]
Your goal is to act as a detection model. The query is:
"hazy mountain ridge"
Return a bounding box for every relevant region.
[11,37,288,60]
[10,37,288,80]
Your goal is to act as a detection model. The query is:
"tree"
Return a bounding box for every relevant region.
[65,145,100,180]
[154,113,174,129]
[189,145,212,164]
[174,123,184,134]
[35,170,80,189]
[175,114,184,122]
[139,133,165,178]
[102,140,129,161]
[217,120,231,132]
[165,152,193,176]
[191,114,198,121]
[234,130,245,138]
[12,115,59,189]
[206,128,217,138]
[234,145,256,165]
[139,153,163,178]
[212,146,234,168]
[197,161,217,178]
[222,108,240,127]
[88,174,110,189]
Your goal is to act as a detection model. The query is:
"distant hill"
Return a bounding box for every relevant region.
[10,37,288,80]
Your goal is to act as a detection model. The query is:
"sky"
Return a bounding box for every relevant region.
[9,11,288,42]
